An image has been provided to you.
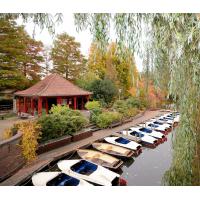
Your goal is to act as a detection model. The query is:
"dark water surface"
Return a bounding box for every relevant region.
[121,131,174,186]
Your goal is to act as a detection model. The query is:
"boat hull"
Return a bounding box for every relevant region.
[92,143,135,158]
[77,149,123,170]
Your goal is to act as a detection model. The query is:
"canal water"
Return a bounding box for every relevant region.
[121,131,174,186]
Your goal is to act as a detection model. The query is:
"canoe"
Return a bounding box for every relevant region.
[120,129,158,147]
[32,172,91,186]
[57,159,125,186]
[92,142,135,158]
[104,136,142,151]
[77,149,123,169]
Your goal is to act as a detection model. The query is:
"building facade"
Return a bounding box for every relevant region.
[14,73,92,116]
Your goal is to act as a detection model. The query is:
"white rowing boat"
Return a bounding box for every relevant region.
[140,122,168,134]
[149,119,172,129]
[92,142,135,158]
[32,172,91,186]
[57,159,123,186]
[130,126,165,140]
[104,136,141,151]
[120,129,158,147]
[77,149,123,169]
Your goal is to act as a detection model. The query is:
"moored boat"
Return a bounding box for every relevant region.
[77,149,123,169]
[149,119,172,132]
[158,117,175,126]
[141,122,168,134]
[104,136,142,154]
[32,172,91,186]
[130,126,166,143]
[92,142,135,158]
[57,159,127,186]
[119,129,158,148]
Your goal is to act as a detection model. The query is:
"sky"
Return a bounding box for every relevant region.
[20,13,144,71]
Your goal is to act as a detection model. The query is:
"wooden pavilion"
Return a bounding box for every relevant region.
[14,73,92,116]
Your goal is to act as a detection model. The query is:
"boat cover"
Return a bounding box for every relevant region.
[71,160,98,175]
[115,137,130,144]
[139,127,152,133]
[47,173,80,186]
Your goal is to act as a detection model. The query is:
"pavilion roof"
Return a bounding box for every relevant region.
[14,73,92,97]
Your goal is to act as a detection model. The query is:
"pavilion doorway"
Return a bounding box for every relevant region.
[47,98,57,112]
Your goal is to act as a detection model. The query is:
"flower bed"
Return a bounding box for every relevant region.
[37,135,72,154]
[70,129,93,142]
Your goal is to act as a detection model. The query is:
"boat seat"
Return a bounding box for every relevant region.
[105,146,113,151]
[47,173,80,186]
[139,128,152,133]
[71,160,97,175]
[115,137,130,144]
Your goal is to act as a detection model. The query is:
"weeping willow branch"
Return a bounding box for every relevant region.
[74,13,200,185]
[0,13,63,35]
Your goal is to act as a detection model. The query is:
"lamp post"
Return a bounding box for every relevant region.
[119,89,122,100]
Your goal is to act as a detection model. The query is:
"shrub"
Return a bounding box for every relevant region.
[38,105,88,143]
[96,111,122,128]
[49,104,81,116]
[2,124,19,140]
[85,101,101,110]
[112,99,141,118]
[90,107,103,124]
[113,100,129,116]
[2,128,13,140]
[18,121,41,162]
[140,98,148,109]
[88,78,118,105]
[85,101,103,124]
[126,107,139,118]
[126,97,141,108]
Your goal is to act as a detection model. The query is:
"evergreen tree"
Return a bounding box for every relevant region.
[18,30,44,82]
[51,33,85,81]
[0,18,44,90]
[0,18,27,90]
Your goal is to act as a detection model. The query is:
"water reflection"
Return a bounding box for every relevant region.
[121,131,174,186]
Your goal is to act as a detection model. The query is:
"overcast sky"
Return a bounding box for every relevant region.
[20,13,143,71]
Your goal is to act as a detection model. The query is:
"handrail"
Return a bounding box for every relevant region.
[0,104,13,111]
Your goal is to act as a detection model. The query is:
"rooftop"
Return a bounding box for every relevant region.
[14,73,92,97]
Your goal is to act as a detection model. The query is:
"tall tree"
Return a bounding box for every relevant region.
[0,18,27,90]
[18,29,44,83]
[87,42,135,97]
[106,43,134,96]
[51,33,85,81]
[0,18,44,90]
[87,43,106,79]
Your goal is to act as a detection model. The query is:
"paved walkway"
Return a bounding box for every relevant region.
[0,110,166,186]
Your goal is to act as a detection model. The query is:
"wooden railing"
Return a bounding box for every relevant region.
[0,104,13,111]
